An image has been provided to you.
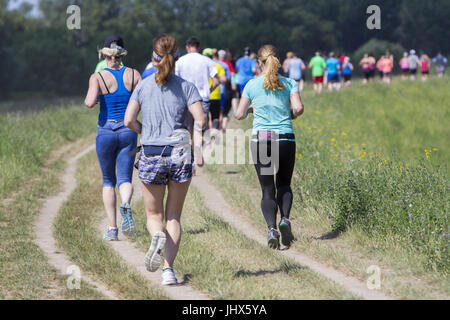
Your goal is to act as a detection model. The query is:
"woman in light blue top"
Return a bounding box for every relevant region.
[235,44,304,250]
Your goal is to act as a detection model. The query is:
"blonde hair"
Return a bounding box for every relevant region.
[99,47,127,64]
[258,45,285,91]
[153,34,178,86]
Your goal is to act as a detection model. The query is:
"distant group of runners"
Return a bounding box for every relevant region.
[85,35,304,286]
[281,49,448,94]
[359,49,447,84]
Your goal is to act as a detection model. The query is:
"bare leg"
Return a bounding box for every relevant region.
[164,180,191,268]
[222,116,229,133]
[103,186,117,228]
[141,181,166,237]
[119,182,133,205]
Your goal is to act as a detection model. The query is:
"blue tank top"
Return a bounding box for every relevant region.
[98,67,132,125]
[289,58,302,81]
[343,63,352,75]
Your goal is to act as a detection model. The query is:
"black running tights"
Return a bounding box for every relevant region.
[251,140,296,230]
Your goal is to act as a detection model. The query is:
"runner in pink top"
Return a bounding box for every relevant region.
[420,54,430,81]
[399,52,409,80]
[381,56,393,84]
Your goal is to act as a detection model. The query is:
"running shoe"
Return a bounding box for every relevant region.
[279,218,295,247]
[120,203,135,237]
[267,228,280,249]
[144,232,166,272]
[103,228,119,241]
[161,267,179,286]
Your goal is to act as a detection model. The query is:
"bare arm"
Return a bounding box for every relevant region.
[219,73,227,85]
[210,76,220,93]
[235,96,252,120]
[290,92,304,120]
[84,74,100,108]
[188,101,206,167]
[124,99,142,134]
[133,69,142,89]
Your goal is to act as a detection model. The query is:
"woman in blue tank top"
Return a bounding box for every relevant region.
[84,35,142,241]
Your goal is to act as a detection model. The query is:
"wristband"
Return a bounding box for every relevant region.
[194,122,203,133]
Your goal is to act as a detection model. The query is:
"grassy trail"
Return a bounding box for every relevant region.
[201,77,449,299]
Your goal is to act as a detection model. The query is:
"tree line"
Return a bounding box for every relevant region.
[1,0,449,99]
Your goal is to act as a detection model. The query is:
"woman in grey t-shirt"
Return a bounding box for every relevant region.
[125,34,205,286]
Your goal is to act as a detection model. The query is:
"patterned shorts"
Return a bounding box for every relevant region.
[137,146,194,186]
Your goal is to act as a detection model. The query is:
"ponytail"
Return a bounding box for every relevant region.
[153,34,178,86]
[156,54,175,86]
[258,45,285,91]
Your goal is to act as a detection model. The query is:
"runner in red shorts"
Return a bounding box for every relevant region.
[309,52,326,94]
[313,75,324,83]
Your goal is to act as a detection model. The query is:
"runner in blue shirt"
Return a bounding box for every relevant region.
[325,52,341,91]
[235,47,257,93]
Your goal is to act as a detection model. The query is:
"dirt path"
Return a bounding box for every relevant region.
[34,144,119,300]
[192,169,394,300]
[97,170,210,300]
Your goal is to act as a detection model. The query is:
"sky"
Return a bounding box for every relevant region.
[7,0,41,16]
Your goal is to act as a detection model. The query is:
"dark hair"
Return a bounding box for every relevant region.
[154,34,178,86]
[104,35,124,48]
[186,37,200,49]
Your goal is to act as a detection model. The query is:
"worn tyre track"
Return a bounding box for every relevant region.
[34,144,119,300]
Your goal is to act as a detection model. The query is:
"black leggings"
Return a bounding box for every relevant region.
[210,100,221,129]
[251,139,296,230]
[222,83,233,117]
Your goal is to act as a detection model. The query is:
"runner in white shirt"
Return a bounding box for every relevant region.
[175,37,219,130]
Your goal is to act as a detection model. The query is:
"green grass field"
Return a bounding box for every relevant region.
[0,97,97,199]
[296,78,449,271]
[0,76,448,299]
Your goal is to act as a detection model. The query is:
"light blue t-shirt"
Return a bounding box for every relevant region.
[236,56,257,84]
[289,58,303,81]
[326,58,340,75]
[242,75,299,137]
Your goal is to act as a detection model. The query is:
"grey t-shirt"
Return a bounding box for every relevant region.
[408,55,419,69]
[131,74,202,146]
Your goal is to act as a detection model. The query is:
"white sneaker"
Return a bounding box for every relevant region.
[161,267,178,286]
[144,232,166,272]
